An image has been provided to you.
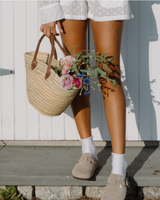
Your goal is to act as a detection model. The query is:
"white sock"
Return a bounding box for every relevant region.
[111,152,127,179]
[81,136,98,160]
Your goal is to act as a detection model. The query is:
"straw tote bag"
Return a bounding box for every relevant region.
[24,33,79,117]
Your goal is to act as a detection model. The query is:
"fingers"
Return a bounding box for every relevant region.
[40,21,63,38]
[40,25,44,32]
[57,21,63,33]
[50,26,59,36]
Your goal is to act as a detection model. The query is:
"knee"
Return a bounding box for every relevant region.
[97,62,122,97]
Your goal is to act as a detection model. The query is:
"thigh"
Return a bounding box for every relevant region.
[90,20,123,87]
[90,20,123,64]
[61,19,88,55]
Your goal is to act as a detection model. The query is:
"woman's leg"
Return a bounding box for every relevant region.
[90,20,125,154]
[90,19,127,200]
[61,19,91,139]
[61,20,98,179]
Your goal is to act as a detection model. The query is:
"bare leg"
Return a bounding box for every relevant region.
[61,19,91,139]
[90,20,125,154]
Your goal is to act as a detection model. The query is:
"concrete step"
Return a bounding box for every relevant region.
[0,146,160,186]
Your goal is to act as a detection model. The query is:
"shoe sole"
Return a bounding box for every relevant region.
[72,175,91,180]
[72,165,99,180]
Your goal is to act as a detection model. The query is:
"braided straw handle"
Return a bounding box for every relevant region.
[31,33,68,79]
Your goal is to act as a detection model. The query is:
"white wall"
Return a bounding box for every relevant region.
[0,1,160,141]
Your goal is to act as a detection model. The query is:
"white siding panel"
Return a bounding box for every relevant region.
[14,1,27,140]
[26,1,39,140]
[64,107,79,140]
[150,3,160,140]
[89,22,108,141]
[124,1,139,140]
[139,1,153,140]
[51,114,65,140]
[1,1,14,140]
[39,114,52,140]
[0,1,2,138]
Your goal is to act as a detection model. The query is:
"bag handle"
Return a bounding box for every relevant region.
[31,33,68,80]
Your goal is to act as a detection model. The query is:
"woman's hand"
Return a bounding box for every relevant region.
[40,20,63,38]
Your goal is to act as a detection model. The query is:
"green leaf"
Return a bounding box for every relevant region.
[76,53,82,60]
[108,56,115,62]
[71,64,80,74]
[79,69,89,73]
[92,68,98,77]
[103,64,112,72]
[100,75,110,81]
[97,68,107,76]
[69,45,79,54]
[111,80,118,87]
[101,53,109,57]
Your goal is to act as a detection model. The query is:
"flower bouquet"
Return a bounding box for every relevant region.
[52,48,118,96]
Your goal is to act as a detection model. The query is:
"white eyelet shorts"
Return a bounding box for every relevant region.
[60,0,133,21]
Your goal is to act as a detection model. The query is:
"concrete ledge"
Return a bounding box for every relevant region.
[0,146,160,187]
[1,140,160,147]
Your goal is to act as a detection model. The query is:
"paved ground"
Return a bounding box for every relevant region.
[0,145,160,186]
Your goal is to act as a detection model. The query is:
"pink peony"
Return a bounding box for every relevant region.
[61,74,74,89]
[61,56,76,70]
[73,78,82,89]
[61,69,68,75]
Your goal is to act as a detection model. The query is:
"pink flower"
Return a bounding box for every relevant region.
[61,69,68,75]
[73,74,78,78]
[73,78,82,89]
[61,74,74,90]
[61,56,76,70]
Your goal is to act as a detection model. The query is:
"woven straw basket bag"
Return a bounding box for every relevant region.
[24,33,79,117]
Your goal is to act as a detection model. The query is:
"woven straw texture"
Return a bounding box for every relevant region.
[24,51,79,117]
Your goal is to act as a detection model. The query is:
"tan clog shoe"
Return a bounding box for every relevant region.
[72,153,99,180]
[101,174,129,200]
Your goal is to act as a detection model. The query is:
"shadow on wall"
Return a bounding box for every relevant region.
[89,1,160,141]
[124,1,160,186]
[122,1,159,141]
[65,1,160,183]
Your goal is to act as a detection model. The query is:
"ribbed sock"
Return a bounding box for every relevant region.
[81,136,98,160]
[111,152,127,179]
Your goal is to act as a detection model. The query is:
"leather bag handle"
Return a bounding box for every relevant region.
[31,33,68,79]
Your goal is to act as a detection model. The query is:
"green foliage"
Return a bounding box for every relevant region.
[71,49,118,88]
[0,186,23,200]
[52,47,118,94]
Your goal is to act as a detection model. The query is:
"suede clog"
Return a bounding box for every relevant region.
[72,153,99,180]
[100,174,129,200]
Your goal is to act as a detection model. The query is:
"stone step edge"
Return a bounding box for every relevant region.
[0,140,160,147]
[0,186,160,200]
